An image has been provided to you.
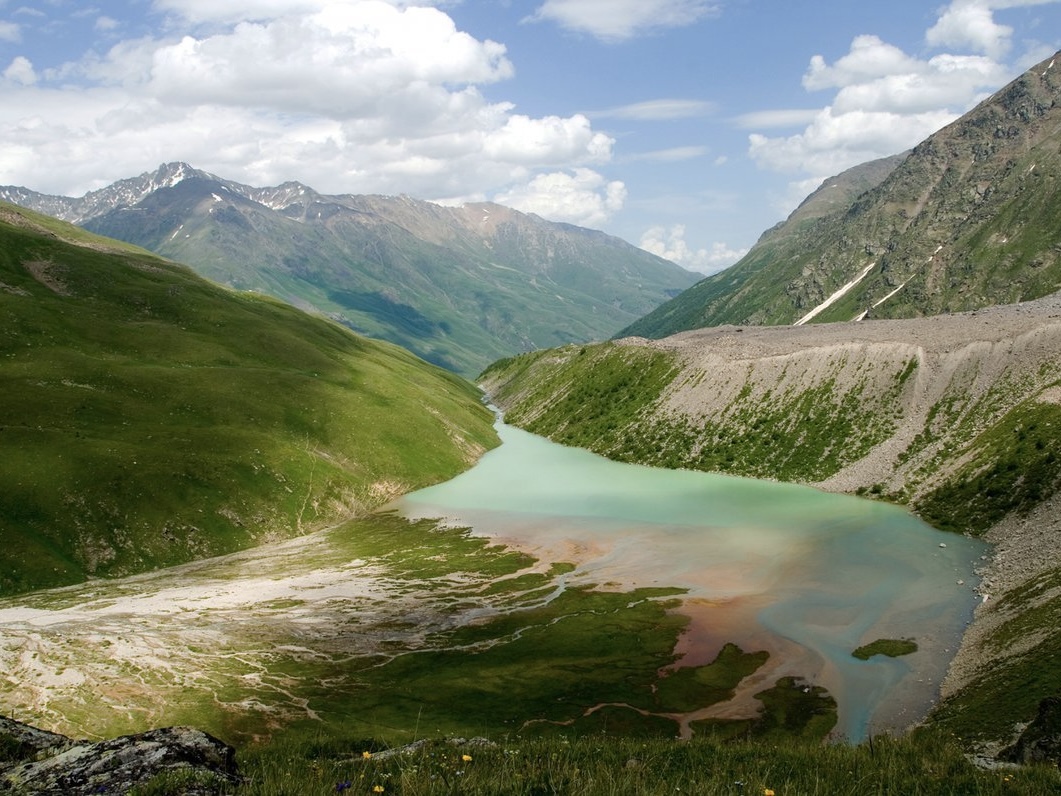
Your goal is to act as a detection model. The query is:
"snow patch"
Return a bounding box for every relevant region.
[794,261,876,326]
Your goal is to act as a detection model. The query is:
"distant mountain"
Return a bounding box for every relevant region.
[622,49,1061,339]
[0,201,497,595]
[2,164,696,375]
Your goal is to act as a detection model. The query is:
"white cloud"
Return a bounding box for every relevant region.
[640,224,746,274]
[733,109,820,129]
[3,56,36,86]
[528,0,719,42]
[592,99,715,120]
[0,1,617,209]
[626,146,708,163]
[748,107,957,176]
[744,0,1053,217]
[494,168,626,227]
[0,21,20,43]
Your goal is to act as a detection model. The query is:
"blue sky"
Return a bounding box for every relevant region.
[1,1,1059,273]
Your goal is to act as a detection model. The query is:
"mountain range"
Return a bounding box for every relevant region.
[1,165,695,376]
[623,50,1061,338]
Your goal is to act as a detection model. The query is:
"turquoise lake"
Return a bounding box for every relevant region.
[397,419,986,741]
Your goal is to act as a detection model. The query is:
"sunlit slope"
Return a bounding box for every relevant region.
[0,202,498,596]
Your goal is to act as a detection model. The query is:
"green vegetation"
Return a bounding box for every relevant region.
[0,202,498,595]
[73,173,695,376]
[852,638,918,660]
[485,343,905,483]
[915,400,1061,535]
[231,730,1059,795]
[493,344,682,454]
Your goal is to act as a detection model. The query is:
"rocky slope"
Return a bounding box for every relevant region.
[481,294,1061,752]
[623,50,1061,339]
[0,715,239,795]
[1,164,696,376]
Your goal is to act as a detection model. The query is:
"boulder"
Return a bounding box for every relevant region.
[0,716,240,794]
[1004,695,1061,767]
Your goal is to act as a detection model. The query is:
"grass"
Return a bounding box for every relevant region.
[852,639,918,660]
[229,730,1060,795]
[0,202,498,595]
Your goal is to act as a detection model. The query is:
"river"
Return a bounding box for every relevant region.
[396,418,986,741]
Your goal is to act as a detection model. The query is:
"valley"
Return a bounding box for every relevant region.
[0,420,982,751]
[3,39,1061,794]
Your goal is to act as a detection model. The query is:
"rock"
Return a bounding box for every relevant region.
[0,715,75,762]
[1003,695,1061,767]
[0,716,240,795]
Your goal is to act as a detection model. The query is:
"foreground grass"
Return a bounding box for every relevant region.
[233,732,1060,795]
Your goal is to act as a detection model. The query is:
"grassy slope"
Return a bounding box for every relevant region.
[0,202,498,595]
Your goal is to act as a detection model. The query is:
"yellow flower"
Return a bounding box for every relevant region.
[362,751,372,759]
[462,754,473,762]
[764,790,775,796]
[373,787,385,794]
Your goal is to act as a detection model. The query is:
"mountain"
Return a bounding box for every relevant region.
[1,164,697,376]
[480,297,1061,755]
[0,201,498,596]
[622,49,1061,339]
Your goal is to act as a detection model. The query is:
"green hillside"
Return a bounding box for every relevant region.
[622,50,1061,339]
[1,165,696,377]
[0,202,498,596]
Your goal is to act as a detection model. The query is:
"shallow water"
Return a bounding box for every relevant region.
[396,419,985,741]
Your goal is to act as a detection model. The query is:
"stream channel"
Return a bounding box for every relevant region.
[396,417,986,742]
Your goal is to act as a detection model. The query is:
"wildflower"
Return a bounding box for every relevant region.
[461,754,473,762]
[373,787,385,794]
[335,781,351,793]
[764,789,775,796]
[362,751,372,759]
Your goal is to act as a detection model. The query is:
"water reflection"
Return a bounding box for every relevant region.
[396,419,984,740]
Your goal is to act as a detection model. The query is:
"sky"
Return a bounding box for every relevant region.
[1,1,1060,274]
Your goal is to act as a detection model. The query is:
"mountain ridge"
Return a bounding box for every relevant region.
[2,164,697,376]
[621,49,1061,339]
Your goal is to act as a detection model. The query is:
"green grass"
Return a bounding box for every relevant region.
[230,730,1060,795]
[0,202,498,595]
[852,639,918,660]
[914,400,1061,536]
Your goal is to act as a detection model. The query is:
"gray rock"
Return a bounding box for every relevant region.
[1,716,240,794]
[1004,695,1061,767]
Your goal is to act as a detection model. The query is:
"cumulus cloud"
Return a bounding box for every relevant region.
[745,0,1055,216]
[528,0,719,42]
[639,224,746,274]
[494,168,626,227]
[3,56,36,86]
[0,0,618,225]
